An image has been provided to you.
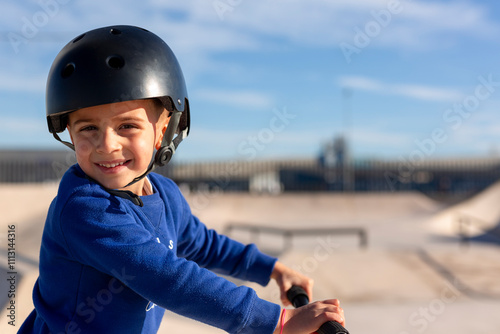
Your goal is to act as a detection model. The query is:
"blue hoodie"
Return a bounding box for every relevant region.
[19,165,280,333]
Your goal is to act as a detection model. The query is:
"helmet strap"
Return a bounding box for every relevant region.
[53,132,75,151]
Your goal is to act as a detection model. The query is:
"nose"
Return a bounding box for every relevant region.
[96,128,121,154]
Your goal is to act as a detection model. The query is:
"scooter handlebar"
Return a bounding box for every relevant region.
[286,286,349,334]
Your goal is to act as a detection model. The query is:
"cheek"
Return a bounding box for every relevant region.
[146,128,159,150]
[136,138,155,157]
[74,141,92,158]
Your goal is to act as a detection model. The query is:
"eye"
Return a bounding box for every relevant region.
[120,124,138,130]
[80,125,97,132]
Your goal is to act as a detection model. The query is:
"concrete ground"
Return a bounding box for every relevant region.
[1,182,500,333]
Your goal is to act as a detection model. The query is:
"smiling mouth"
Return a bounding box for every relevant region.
[99,162,124,168]
[97,160,130,168]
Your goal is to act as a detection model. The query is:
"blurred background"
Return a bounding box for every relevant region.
[2,1,500,333]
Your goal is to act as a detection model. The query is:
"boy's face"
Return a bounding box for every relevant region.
[67,99,169,195]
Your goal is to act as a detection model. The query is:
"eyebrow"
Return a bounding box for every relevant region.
[115,116,147,123]
[70,116,147,127]
[70,118,93,127]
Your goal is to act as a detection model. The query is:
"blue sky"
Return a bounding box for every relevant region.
[1,0,500,162]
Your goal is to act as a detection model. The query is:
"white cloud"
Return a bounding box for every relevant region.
[1,0,497,93]
[401,1,491,31]
[37,0,496,56]
[393,84,462,102]
[338,75,462,101]
[338,76,383,92]
[3,1,498,56]
[197,0,499,49]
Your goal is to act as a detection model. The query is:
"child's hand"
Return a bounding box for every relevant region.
[270,261,314,306]
[273,299,345,334]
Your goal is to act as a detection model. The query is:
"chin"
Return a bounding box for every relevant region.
[91,176,128,190]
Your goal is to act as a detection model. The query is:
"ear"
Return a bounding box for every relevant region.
[155,116,170,150]
[66,125,76,145]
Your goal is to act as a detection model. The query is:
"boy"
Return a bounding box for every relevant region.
[19,25,344,333]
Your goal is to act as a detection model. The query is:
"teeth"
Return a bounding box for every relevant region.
[99,162,125,168]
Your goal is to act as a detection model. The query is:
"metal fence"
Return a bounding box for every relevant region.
[2,150,500,202]
[0,150,74,183]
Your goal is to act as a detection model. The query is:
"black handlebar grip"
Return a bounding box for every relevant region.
[286,286,349,334]
[287,285,310,308]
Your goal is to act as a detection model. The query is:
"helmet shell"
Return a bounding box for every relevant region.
[46,25,189,134]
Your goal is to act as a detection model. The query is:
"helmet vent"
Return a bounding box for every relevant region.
[61,63,75,78]
[110,28,122,35]
[72,33,85,43]
[106,55,125,69]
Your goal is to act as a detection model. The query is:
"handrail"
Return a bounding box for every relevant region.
[223,223,367,251]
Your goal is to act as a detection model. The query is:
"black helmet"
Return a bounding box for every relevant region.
[46,25,190,184]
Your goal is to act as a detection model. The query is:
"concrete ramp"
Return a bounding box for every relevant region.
[0,184,56,334]
[428,180,500,239]
[186,191,443,229]
[3,184,500,334]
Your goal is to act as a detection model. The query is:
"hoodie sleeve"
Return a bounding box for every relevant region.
[59,191,280,334]
[176,208,278,286]
[160,177,278,286]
